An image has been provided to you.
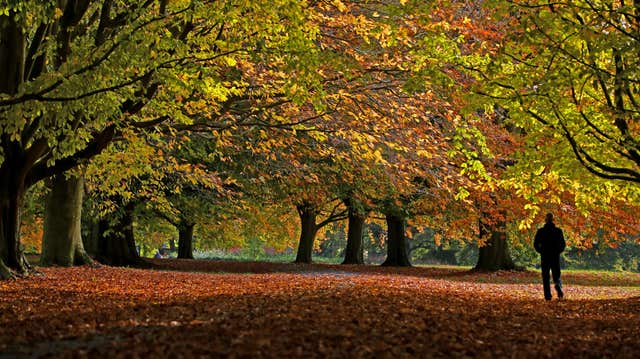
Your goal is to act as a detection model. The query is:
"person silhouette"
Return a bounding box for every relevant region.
[534,213,566,300]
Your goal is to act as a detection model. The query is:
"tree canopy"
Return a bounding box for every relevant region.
[0,0,639,278]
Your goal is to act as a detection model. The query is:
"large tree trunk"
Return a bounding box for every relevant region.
[0,151,32,278]
[177,222,195,259]
[294,203,318,264]
[41,175,94,266]
[381,213,411,267]
[0,14,29,279]
[0,178,28,279]
[342,205,365,265]
[0,13,24,95]
[97,203,142,266]
[475,213,515,271]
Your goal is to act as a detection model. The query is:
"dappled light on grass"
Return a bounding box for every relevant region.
[1,260,639,358]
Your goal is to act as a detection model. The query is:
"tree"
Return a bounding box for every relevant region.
[193,0,504,267]
[381,208,412,267]
[0,0,321,277]
[341,196,367,265]
[95,200,141,267]
[300,0,474,265]
[475,205,515,271]
[474,0,640,238]
[40,174,93,266]
[294,200,348,263]
[487,0,640,183]
[0,1,186,276]
[176,221,195,259]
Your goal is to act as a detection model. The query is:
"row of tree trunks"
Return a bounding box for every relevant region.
[38,174,198,266]
[39,176,148,267]
[36,185,512,270]
[40,175,94,266]
[38,183,511,271]
[10,176,511,274]
[31,176,513,271]
[293,198,412,266]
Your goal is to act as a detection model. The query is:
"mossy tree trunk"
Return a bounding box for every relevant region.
[381,213,411,267]
[41,175,94,266]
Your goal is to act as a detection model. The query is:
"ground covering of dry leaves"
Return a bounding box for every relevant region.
[1,260,639,358]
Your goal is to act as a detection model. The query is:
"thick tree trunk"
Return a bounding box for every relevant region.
[41,175,94,266]
[0,153,32,278]
[97,203,142,266]
[294,204,318,264]
[0,14,29,279]
[177,222,195,259]
[0,183,28,278]
[475,214,515,271]
[0,13,25,95]
[381,213,411,267]
[342,206,365,265]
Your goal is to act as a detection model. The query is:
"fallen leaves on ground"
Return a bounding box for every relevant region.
[1,260,639,358]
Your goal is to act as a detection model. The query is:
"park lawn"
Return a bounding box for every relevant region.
[1,260,639,358]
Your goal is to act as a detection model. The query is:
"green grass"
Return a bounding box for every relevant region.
[193,250,344,264]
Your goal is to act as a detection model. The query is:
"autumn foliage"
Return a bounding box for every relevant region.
[1,1,640,357]
[1,260,639,357]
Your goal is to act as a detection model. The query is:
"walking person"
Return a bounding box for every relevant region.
[534,213,566,300]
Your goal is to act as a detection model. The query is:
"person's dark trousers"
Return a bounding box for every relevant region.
[541,257,563,300]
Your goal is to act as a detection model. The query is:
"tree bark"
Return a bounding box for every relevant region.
[0,151,33,278]
[177,222,195,259]
[96,202,142,266]
[0,14,29,279]
[294,203,318,264]
[381,213,411,267]
[0,13,25,95]
[475,213,515,271]
[342,206,365,265]
[84,219,100,257]
[0,181,28,279]
[41,175,94,266]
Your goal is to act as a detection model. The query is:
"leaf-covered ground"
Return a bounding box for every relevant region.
[1,260,639,358]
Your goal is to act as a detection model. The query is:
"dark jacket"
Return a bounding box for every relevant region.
[534,222,566,260]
